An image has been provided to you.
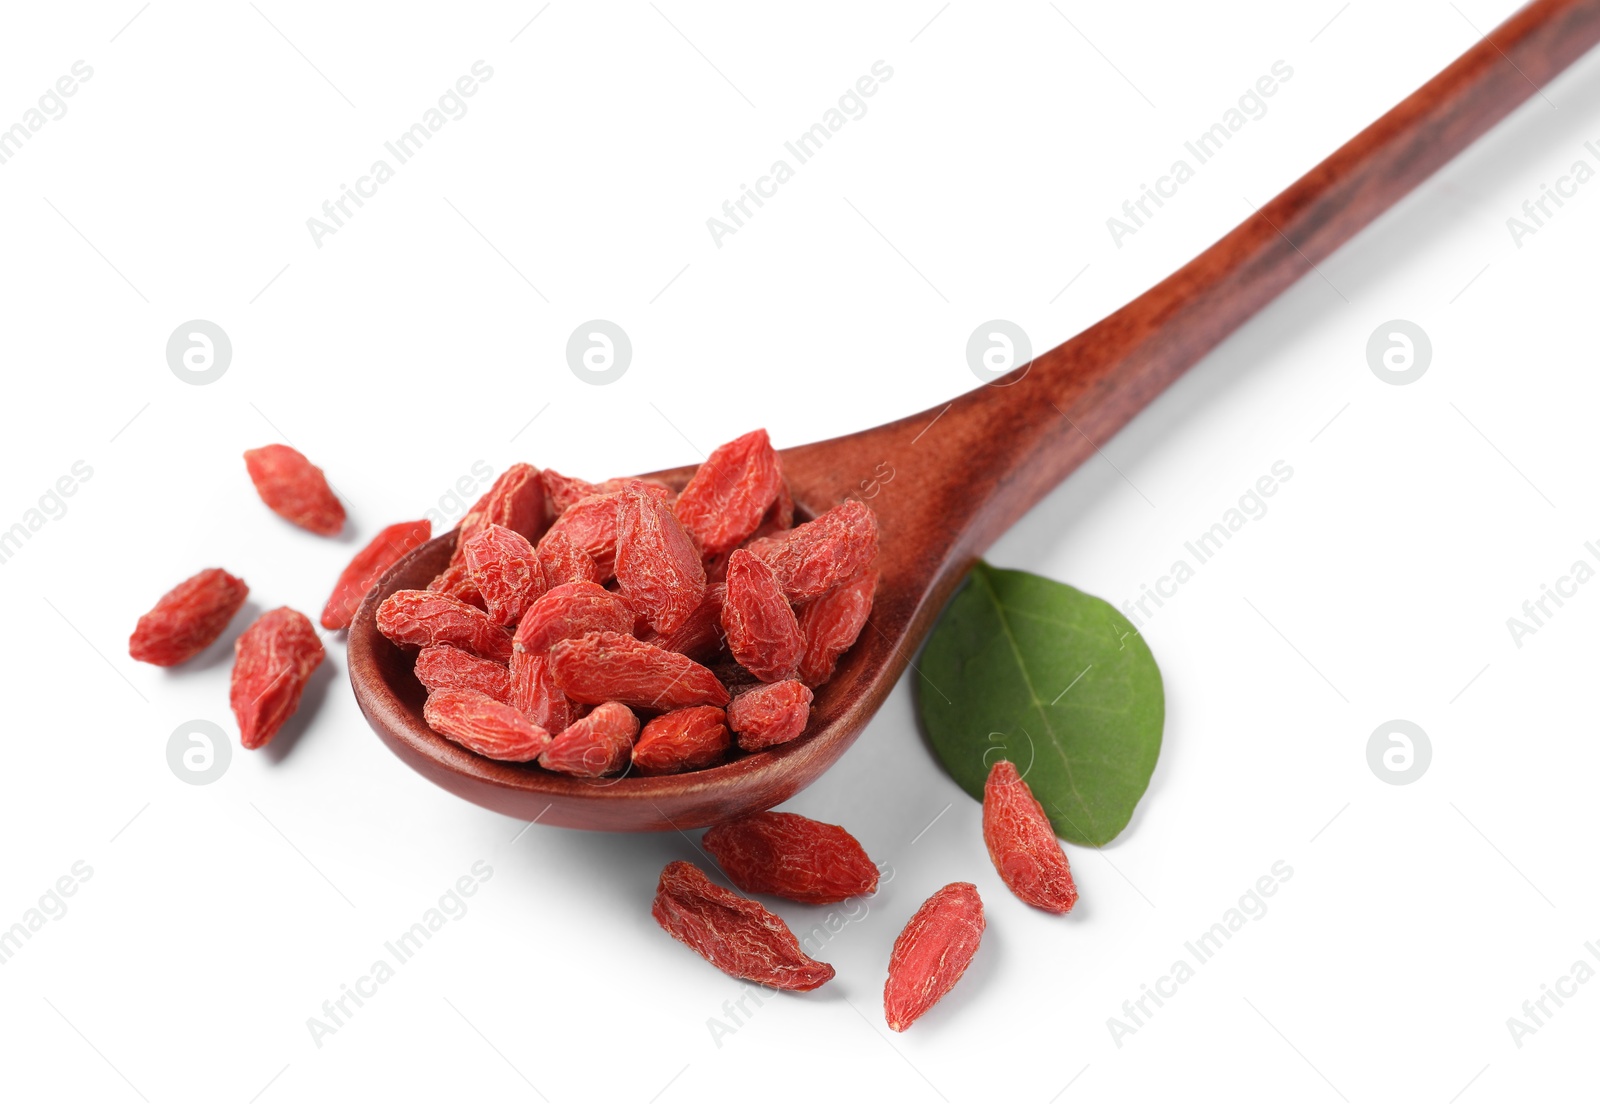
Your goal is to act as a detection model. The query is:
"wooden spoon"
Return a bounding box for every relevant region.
[350,0,1600,831]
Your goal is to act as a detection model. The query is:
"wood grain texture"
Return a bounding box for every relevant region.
[349,0,1600,831]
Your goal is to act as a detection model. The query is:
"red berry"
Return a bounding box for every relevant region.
[652,860,834,991]
[244,445,344,535]
[129,568,248,666]
[884,883,985,1031]
[321,520,430,630]
[230,607,324,750]
[703,812,877,904]
[983,760,1078,913]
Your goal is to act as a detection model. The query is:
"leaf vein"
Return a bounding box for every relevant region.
[974,565,1102,841]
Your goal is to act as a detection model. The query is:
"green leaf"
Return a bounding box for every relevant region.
[915,561,1163,847]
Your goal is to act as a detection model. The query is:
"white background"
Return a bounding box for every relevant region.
[0,1,1595,1103]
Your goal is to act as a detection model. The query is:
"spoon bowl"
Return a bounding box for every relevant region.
[349,538,890,831]
[348,0,1600,830]
[348,460,911,832]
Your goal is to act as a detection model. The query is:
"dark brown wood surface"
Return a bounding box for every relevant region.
[349,0,1600,831]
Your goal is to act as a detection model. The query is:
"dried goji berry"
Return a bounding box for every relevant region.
[795,569,877,685]
[453,463,545,562]
[883,883,985,1032]
[632,706,730,774]
[615,488,706,635]
[726,680,813,750]
[721,549,802,682]
[540,701,637,776]
[481,463,548,540]
[244,444,344,536]
[549,631,729,710]
[463,523,547,626]
[423,688,550,761]
[508,649,575,734]
[320,519,431,630]
[512,581,635,656]
[645,583,725,661]
[672,430,782,557]
[602,476,671,497]
[376,589,513,663]
[651,860,835,991]
[230,607,324,750]
[536,529,603,587]
[983,760,1078,913]
[542,468,600,516]
[702,812,877,904]
[547,471,672,515]
[129,568,248,666]
[414,644,511,702]
[751,500,878,602]
[539,491,626,579]
[427,563,486,609]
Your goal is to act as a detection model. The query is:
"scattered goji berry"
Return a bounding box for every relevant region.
[423,688,551,761]
[983,760,1078,913]
[645,583,725,661]
[129,568,248,666]
[320,519,431,630]
[549,631,729,710]
[751,500,878,602]
[726,680,813,750]
[536,529,603,587]
[508,649,575,734]
[615,488,706,636]
[540,701,637,776]
[672,429,783,557]
[702,812,877,904]
[463,523,547,626]
[414,644,511,702]
[722,549,802,682]
[796,569,877,685]
[651,860,835,991]
[513,581,635,656]
[883,883,985,1032]
[427,562,486,609]
[230,607,325,750]
[632,706,730,774]
[376,589,513,663]
[244,444,345,536]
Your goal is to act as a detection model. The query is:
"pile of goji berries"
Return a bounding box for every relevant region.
[654,756,1077,1030]
[127,431,1078,1033]
[375,429,880,776]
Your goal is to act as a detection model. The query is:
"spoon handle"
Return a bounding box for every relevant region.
[795,0,1600,580]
